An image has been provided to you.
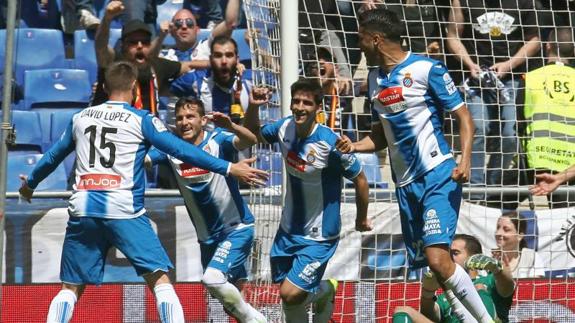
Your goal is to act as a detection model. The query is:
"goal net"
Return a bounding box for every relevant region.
[243,0,575,322]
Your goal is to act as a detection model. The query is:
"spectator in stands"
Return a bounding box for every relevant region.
[184,0,227,29]
[492,212,545,279]
[92,1,205,115]
[146,97,266,323]
[74,0,101,30]
[446,0,544,202]
[305,47,357,140]
[393,234,515,322]
[154,0,240,67]
[299,0,353,95]
[379,0,449,59]
[244,80,372,323]
[517,27,575,209]
[170,36,251,120]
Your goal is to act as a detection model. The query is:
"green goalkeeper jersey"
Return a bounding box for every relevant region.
[436,273,513,323]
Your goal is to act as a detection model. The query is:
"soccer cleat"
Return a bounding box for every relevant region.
[313,279,338,323]
[465,254,502,274]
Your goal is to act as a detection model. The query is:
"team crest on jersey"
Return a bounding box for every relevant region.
[377,86,408,113]
[306,149,317,163]
[403,73,413,88]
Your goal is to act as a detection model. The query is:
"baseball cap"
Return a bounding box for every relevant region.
[121,19,152,39]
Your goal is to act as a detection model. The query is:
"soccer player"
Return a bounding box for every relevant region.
[336,8,493,323]
[244,80,372,323]
[18,61,268,323]
[392,234,515,322]
[146,97,266,323]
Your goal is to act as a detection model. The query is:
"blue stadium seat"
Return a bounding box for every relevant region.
[24,69,91,110]
[10,110,43,152]
[231,29,251,63]
[50,110,80,174]
[7,152,68,192]
[256,149,282,187]
[74,28,122,84]
[0,30,6,76]
[13,29,68,86]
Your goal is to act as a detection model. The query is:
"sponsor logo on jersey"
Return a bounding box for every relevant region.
[443,73,457,95]
[77,173,121,190]
[403,73,413,88]
[286,151,306,172]
[298,261,321,284]
[179,163,211,182]
[376,86,408,114]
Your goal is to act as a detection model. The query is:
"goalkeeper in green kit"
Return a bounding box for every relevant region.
[393,234,515,322]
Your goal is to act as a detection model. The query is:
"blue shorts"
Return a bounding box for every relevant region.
[60,215,173,285]
[396,159,462,269]
[200,225,254,284]
[270,229,338,292]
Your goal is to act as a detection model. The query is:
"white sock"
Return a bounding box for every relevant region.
[46,289,76,323]
[283,301,309,323]
[444,264,492,323]
[203,268,262,321]
[444,289,476,322]
[154,283,185,323]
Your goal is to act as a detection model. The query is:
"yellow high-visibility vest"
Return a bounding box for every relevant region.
[524,62,575,171]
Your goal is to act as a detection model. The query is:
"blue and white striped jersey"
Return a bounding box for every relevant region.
[148,128,254,244]
[261,118,362,241]
[26,101,231,219]
[368,52,464,187]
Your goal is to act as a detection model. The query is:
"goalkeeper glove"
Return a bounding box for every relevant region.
[465,254,502,274]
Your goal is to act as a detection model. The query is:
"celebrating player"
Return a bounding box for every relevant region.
[146,97,266,323]
[244,80,372,323]
[19,61,268,323]
[336,8,493,323]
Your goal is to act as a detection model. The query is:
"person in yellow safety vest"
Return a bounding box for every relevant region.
[518,27,575,208]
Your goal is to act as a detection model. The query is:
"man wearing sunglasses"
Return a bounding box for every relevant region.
[156,0,241,68]
[92,0,210,115]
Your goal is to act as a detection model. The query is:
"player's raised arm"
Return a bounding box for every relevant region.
[244,86,270,143]
[209,112,257,151]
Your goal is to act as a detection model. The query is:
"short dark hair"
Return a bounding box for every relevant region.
[500,211,528,250]
[290,78,323,105]
[358,8,403,43]
[453,234,483,256]
[175,96,206,116]
[210,35,238,56]
[548,27,574,60]
[104,61,138,92]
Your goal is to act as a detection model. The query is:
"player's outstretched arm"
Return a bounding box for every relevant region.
[210,112,257,151]
[144,115,268,185]
[352,172,371,232]
[450,105,474,183]
[531,164,575,195]
[24,121,75,197]
[336,122,387,154]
